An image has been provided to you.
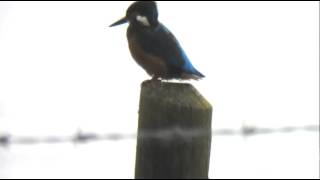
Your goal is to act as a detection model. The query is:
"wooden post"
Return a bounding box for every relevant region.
[135,80,212,179]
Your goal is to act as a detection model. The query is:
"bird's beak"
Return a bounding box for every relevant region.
[109,17,128,27]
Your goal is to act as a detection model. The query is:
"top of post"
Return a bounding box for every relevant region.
[141,80,212,110]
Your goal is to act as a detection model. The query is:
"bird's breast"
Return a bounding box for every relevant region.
[127,29,169,77]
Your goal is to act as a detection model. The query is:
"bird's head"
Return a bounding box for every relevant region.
[110,1,159,28]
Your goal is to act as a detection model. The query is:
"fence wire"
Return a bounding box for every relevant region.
[0,125,318,147]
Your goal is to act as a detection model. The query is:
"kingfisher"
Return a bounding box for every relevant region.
[110,1,205,80]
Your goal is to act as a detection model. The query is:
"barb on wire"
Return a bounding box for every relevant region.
[0,125,318,147]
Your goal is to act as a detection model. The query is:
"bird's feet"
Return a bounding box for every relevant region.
[151,76,161,82]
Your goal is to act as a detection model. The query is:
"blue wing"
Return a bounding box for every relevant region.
[132,23,204,78]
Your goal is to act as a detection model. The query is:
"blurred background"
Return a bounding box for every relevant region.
[0,1,319,179]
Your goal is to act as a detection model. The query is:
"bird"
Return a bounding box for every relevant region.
[110,1,205,80]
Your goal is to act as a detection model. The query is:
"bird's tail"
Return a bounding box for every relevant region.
[191,69,205,80]
[193,69,205,79]
[182,69,205,80]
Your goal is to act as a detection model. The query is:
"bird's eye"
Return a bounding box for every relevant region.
[136,15,150,26]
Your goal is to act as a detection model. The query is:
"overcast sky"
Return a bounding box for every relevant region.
[0,1,319,178]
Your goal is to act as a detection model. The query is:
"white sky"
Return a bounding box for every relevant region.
[0,1,319,178]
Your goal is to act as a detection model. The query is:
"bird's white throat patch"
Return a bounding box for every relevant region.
[136,15,150,26]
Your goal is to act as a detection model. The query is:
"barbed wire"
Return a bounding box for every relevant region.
[0,124,318,147]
